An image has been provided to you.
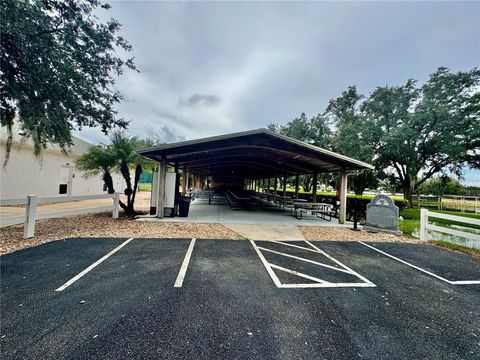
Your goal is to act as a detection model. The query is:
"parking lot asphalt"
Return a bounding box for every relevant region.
[1,238,479,360]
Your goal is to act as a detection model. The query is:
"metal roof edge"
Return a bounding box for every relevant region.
[137,128,267,154]
[263,129,375,170]
[137,127,374,170]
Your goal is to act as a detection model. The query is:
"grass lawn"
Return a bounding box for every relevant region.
[399,208,480,256]
[400,208,480,236]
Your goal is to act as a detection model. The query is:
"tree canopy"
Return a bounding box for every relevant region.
[268,67,480,205]
[0,0,136,161]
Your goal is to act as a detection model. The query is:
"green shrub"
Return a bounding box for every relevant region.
[269,189,408,221]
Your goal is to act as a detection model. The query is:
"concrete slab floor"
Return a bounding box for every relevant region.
[140,196,353,228]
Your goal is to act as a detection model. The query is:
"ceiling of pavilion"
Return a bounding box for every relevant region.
[137,129,373,179]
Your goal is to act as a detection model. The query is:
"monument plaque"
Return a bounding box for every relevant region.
[364,194,402,235]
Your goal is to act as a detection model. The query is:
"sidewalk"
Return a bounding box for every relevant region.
[0,192,152,227]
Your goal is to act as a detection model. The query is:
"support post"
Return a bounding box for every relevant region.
[295,173,299,199]
[420,208,428,241]
[113,192,120,219]
[339,170,348,224]
[182,168,187,195]
[283,176,287,198]
[157,156,167,218]
[312,171,318,203]
[24,195,38,238]
[274,177,278,195]
[150,167,159,215]
[267,178,271,193]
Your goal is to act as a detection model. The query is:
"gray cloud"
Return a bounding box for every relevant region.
[180,94,221,108]
[81,0,478,144]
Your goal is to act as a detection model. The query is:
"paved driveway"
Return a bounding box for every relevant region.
[1,238,479,359]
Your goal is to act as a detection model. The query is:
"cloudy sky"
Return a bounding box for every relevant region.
[75,0,480,185]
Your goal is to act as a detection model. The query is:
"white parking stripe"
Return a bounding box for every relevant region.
[449,280,480,285]
[358,241,480,285]
[305,241,375,285]
[269,263,330,284]
[55,238,134,292]
[252,240,376,288]
[266,240,321,253]
[257,246,353,274]
[250,240,282,287]
[280,282,376,288]
[174,238,196,288]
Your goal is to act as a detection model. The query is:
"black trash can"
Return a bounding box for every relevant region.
[177,196,192,217]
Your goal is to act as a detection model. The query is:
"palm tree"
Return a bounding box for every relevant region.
[76,131,154,216]
[76,145,117,194]
[109,131,153,215]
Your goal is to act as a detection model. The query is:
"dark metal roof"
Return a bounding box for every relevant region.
[138,128,374,178]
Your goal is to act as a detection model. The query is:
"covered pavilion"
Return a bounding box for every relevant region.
[137,128,374,224]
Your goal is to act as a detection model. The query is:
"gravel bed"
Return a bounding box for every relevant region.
[0,212,242,255]
[300,226,417,242]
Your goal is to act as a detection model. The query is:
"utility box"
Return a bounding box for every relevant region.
[150,171,177,217]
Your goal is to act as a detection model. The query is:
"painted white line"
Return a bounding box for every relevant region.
[174,238,196,288]
[266,240,321,254]
[269,263,330,284]
[449,280,480,285]
[358,241,480,285]
[305,241,375,285]
[55,238,134,292]
[250,240,282,287]
[279,282,376,288]
[256,246,353,275]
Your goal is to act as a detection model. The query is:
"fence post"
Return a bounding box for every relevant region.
[112,192,120,219]
[419,208,428,241]
[24,195,38,238]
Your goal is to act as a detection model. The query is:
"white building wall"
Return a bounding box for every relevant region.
[0,128,125,199]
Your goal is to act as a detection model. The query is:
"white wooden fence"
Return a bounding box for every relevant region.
[0,193,120,238]
[419,208,480,249]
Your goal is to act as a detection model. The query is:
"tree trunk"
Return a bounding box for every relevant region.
[353,178,365,195]
[130,165,142,214]
[120,161,133,215]
[403,180,414,208]
[103,172,115,194]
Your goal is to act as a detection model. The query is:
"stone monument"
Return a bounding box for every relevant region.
[364,194,402,235]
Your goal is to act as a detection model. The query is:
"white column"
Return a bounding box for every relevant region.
[157,156,167,218]
[24,195,37,238]
[112,192,120,219]
[420,208,428,241]
[339,171,348,224]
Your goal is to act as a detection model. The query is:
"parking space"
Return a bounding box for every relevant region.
[1,238,479,359]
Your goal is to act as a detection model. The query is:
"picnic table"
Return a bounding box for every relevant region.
[292,202,335,221]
